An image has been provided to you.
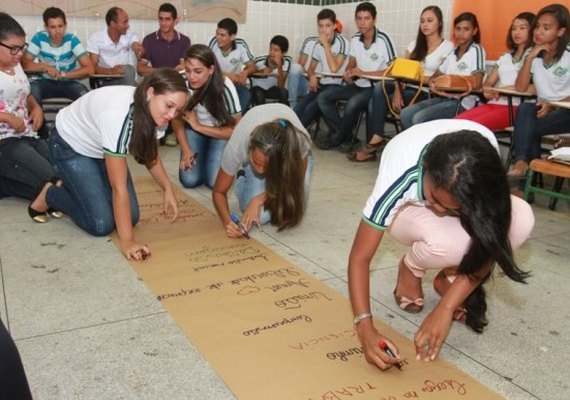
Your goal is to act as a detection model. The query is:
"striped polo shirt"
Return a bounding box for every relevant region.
[349,28,397,88]
[363,119,498,230]
[189,76,242,126]
[27,31,87,79]
[311,32,350,85]
[208,37,254,74]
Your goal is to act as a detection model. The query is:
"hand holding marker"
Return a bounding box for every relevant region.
[230,213,250,239]
[378,340,402,370]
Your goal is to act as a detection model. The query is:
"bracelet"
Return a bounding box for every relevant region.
[353,312,372,325]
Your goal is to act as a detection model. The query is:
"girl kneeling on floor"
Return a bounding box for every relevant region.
[348,119,534,370]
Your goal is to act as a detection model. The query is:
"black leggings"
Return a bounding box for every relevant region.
[0,319,32,399]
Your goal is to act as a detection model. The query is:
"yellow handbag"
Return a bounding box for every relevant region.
[382,58,424,116]
[389,58,423,81]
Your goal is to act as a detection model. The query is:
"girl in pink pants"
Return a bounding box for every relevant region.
[348,119,534,371]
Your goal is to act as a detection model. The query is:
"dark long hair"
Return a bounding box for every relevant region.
[534,3,570,62]
[185,44,235,127]
[0,12,26,40]
[423,131,530,332]
[410,6,444,61]
[506,12,536,53]
[129,68,188,166]
[454,12,481,43]
[249,119,305,231]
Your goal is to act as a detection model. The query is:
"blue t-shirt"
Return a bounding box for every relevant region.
[26,31,87,79]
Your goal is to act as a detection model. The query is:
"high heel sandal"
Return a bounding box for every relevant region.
[28,180,50,223]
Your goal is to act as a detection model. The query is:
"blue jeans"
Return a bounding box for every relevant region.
[47,128,139,236]
[513,102,570,162]
[179,126,227,189]
[399,96,462,130]
[30,79,89,105]
[235,85,251,114]
[294,84,338,128]
[317,83,373,145]
[235,152,314,225]
[92,64,137,87]
[367,84,429,140]
[287,63,309,109]
[0,137,56,200]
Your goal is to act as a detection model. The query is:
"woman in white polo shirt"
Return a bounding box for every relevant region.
[30,68,188,261]
[173,44,242,189]
[399,12,486,130]
[508,3,570,177]
[348,119,534,370]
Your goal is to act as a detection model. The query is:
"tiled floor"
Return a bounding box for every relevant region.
[1,143,568,400]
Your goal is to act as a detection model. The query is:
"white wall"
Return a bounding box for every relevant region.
[13,0,453,59]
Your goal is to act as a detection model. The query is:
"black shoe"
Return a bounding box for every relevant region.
[28,180,50,223]
[315,137,339,150]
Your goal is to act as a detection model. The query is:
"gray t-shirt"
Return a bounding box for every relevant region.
[220,103,312,176]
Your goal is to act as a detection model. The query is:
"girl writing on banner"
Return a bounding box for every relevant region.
[212,103,313,236]
[348,119,534,369]
[30,68,188,261]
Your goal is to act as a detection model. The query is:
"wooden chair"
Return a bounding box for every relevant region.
[524,159,570,210]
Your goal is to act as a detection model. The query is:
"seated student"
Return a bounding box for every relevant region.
[172,44,241,189]
[316,1,396,151]
[508,3,570,177]
[21,7,94,106]
[348,119,534,370]
[212,103,313,234]
[31,69,188,261]
[87,7,143,87]
[456,12,535,131]
[0,12,62,223]
[287,35,318,109]
[138,3,191,147]
[294,9,349,131]
[250,35,292,106]
[399,12,485,130]
[137,3,191,76]
[208,18,256,113]
[348,5,453,162]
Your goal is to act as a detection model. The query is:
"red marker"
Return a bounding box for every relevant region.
[378,340,402,370]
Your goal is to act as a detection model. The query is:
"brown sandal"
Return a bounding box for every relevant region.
[346,151,377,162]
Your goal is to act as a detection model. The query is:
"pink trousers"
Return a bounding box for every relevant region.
[388,195,534,279]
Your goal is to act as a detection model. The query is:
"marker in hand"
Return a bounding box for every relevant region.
[378,340,402,370]
[230,213,250,239]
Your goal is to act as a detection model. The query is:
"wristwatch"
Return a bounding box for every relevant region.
[353,312,372,325]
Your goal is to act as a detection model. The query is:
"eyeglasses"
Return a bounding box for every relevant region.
[0,42,29,55]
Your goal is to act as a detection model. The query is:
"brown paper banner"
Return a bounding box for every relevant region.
[112,177,503,400]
